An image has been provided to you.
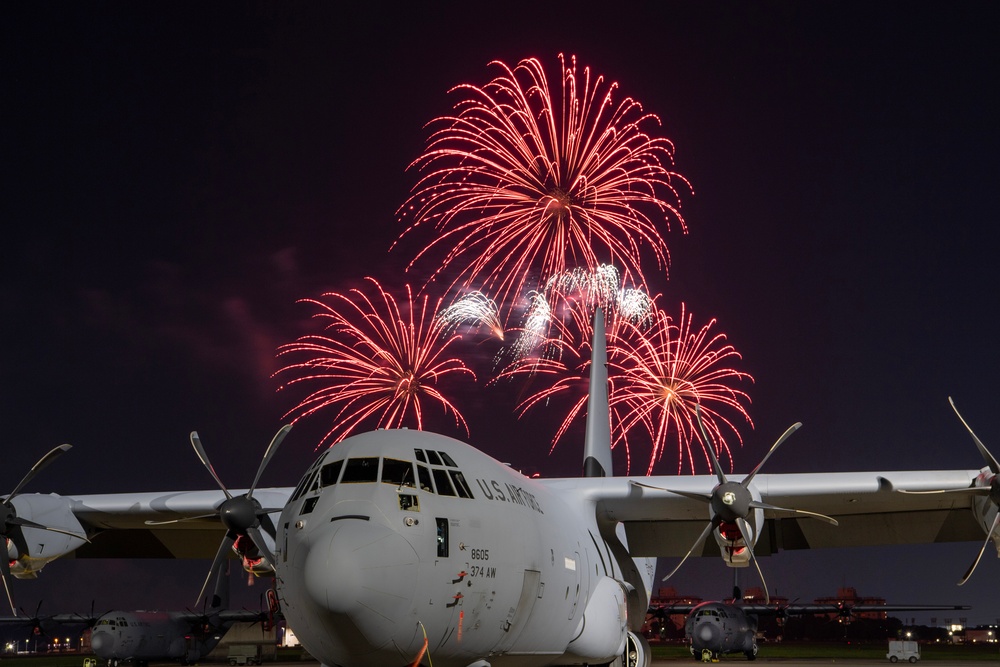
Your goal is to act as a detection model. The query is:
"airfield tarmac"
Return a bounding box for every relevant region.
[651,663,1000,667]
[261,660,1000,666]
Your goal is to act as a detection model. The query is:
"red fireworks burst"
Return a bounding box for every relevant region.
[274,278,476,450]
[396,54,692,320]
[495,298,753,475]
[611,303,754,474]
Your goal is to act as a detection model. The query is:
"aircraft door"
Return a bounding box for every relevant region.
[428,516,459,655]
[492,569,541,653]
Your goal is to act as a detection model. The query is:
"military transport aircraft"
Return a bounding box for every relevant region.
[1,564,271,667]
[2,309,999,667]
[86,566,271,667]
[656,599,971,661]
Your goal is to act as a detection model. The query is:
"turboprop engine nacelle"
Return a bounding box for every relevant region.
[7,494,87,578]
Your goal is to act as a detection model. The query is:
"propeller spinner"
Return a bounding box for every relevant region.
[635,406,838,603]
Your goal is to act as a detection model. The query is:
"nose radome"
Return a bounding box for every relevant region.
[304,519,419,640]
[90,631,112,654]
[696,622,717,645]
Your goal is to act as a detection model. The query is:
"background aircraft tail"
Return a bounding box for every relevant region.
[583,308,613,477]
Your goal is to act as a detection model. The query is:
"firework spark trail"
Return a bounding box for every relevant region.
[274,278,476,450]
[544,264,621,313]
[506,263,652,364]
[395,54,692,323]
[511,290,554,360]
[436,291,504,340]
[493,299,752,475]
[617,288,653,326]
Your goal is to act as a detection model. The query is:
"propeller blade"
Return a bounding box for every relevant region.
[0,560,14,615]
[949,397,1000,474]
[258,512,278,541]
[958,511,1000,585]
[629,480,712,504]
[196,532,236,607]
[695,405,727,485]
[8,517,90,542]
[143,513,221,526]
[248,425,292,498]
[246,525,276,568]
[662,518,718,581]
[6,444,73,501]
[743,422,802,487]
[897,487,990,496]
[748,500,840,526]
[736,517,769,604]
[190,432,233,501]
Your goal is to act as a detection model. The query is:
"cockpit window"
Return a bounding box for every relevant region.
[382,458,415,487]
[417,464,434,492]
[320,460,343,487]
[341,457,380,483]
[377,451,474,500]
[289,476,309,503]
[432,468,456,496]
[449,470,474,498]
[290,466,321,502]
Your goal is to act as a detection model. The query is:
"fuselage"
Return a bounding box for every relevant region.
[89,611,227,666]
[274,428,653,667]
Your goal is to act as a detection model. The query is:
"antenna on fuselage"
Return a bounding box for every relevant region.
[583,308,613,477]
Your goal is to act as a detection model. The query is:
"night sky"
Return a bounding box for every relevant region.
[4,2,1000,626]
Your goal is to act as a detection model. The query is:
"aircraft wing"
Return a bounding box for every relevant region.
[775,603,971,616]
[545,469,984,557]
[60,488,293,559]
[12,467,986,562]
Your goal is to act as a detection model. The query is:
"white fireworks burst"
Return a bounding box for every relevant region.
[436,291,503,339]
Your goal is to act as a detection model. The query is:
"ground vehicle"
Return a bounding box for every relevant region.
[887,640,920,663]
[227,644,261,665]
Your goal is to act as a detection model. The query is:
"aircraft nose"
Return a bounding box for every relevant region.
[304,518,418,642]
[694,621,718,646]
[90,630,112,654]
